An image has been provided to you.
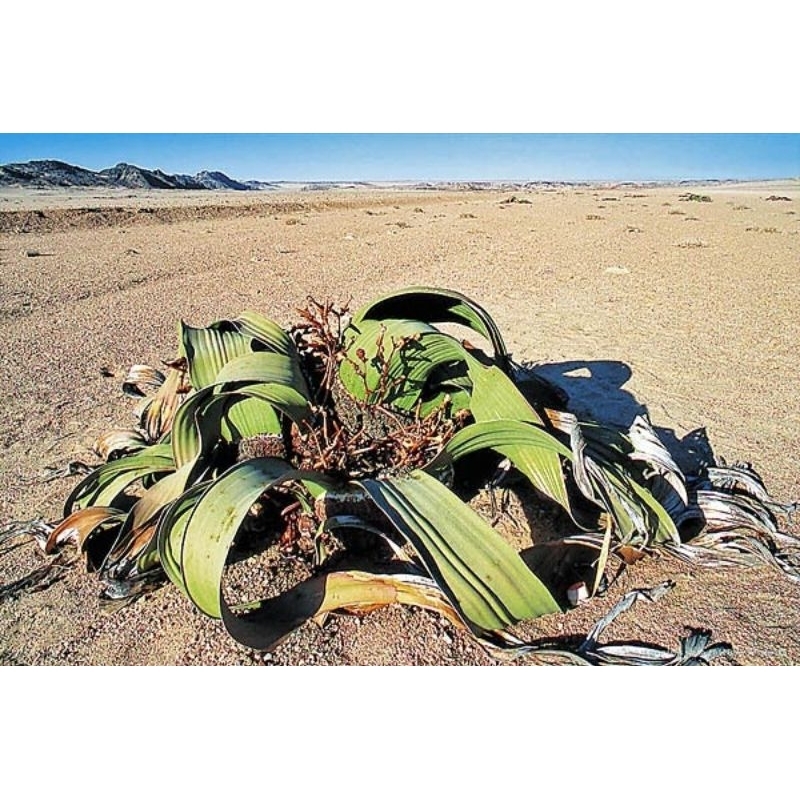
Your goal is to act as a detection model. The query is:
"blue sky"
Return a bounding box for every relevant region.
[0,134,797,182]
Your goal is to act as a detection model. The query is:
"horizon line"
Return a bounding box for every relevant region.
[1,157,798,187]
[1,159,798,187]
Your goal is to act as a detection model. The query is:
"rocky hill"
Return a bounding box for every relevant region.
[0,160,261,191]
[194,170,253,190]
[0,159,109,187]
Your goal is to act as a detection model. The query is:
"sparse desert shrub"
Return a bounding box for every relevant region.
[586,214,604,221]
[500,196,532,205]
[679,193,712,203]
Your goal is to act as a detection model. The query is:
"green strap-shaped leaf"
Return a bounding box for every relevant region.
[215,351,309,399]
[340,318,471,411]
[170,383,310,470]
[340,317,434,401]
[172,348,311,468]
[80,333,308,579]
[161,460,479,652]
[221,395,281,441]
[156,482,212,596]
[436,418,572,463]
[179,458,298,617]
[181,314,298,390]
[65,444,174,514]
[180,321,255,390]
[170,388,229,470]
[234,384,311,425]
[462,361,574,510]
[233,311,295,357]
[428,419,572,511]
[352,286,511,370]
[467,358,544,425]
[360,470,560,635]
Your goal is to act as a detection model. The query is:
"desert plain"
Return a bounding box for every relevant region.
[1,181,799,666]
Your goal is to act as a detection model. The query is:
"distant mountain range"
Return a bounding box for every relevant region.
[0,159,774,192]
[0,159,281,191]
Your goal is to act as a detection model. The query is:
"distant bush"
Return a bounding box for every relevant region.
[500,195,532,205]
[679,193,711,203]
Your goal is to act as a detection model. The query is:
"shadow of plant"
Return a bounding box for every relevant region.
[527,358,717,473]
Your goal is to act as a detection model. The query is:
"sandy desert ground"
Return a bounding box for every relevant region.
[1,181,798,666]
